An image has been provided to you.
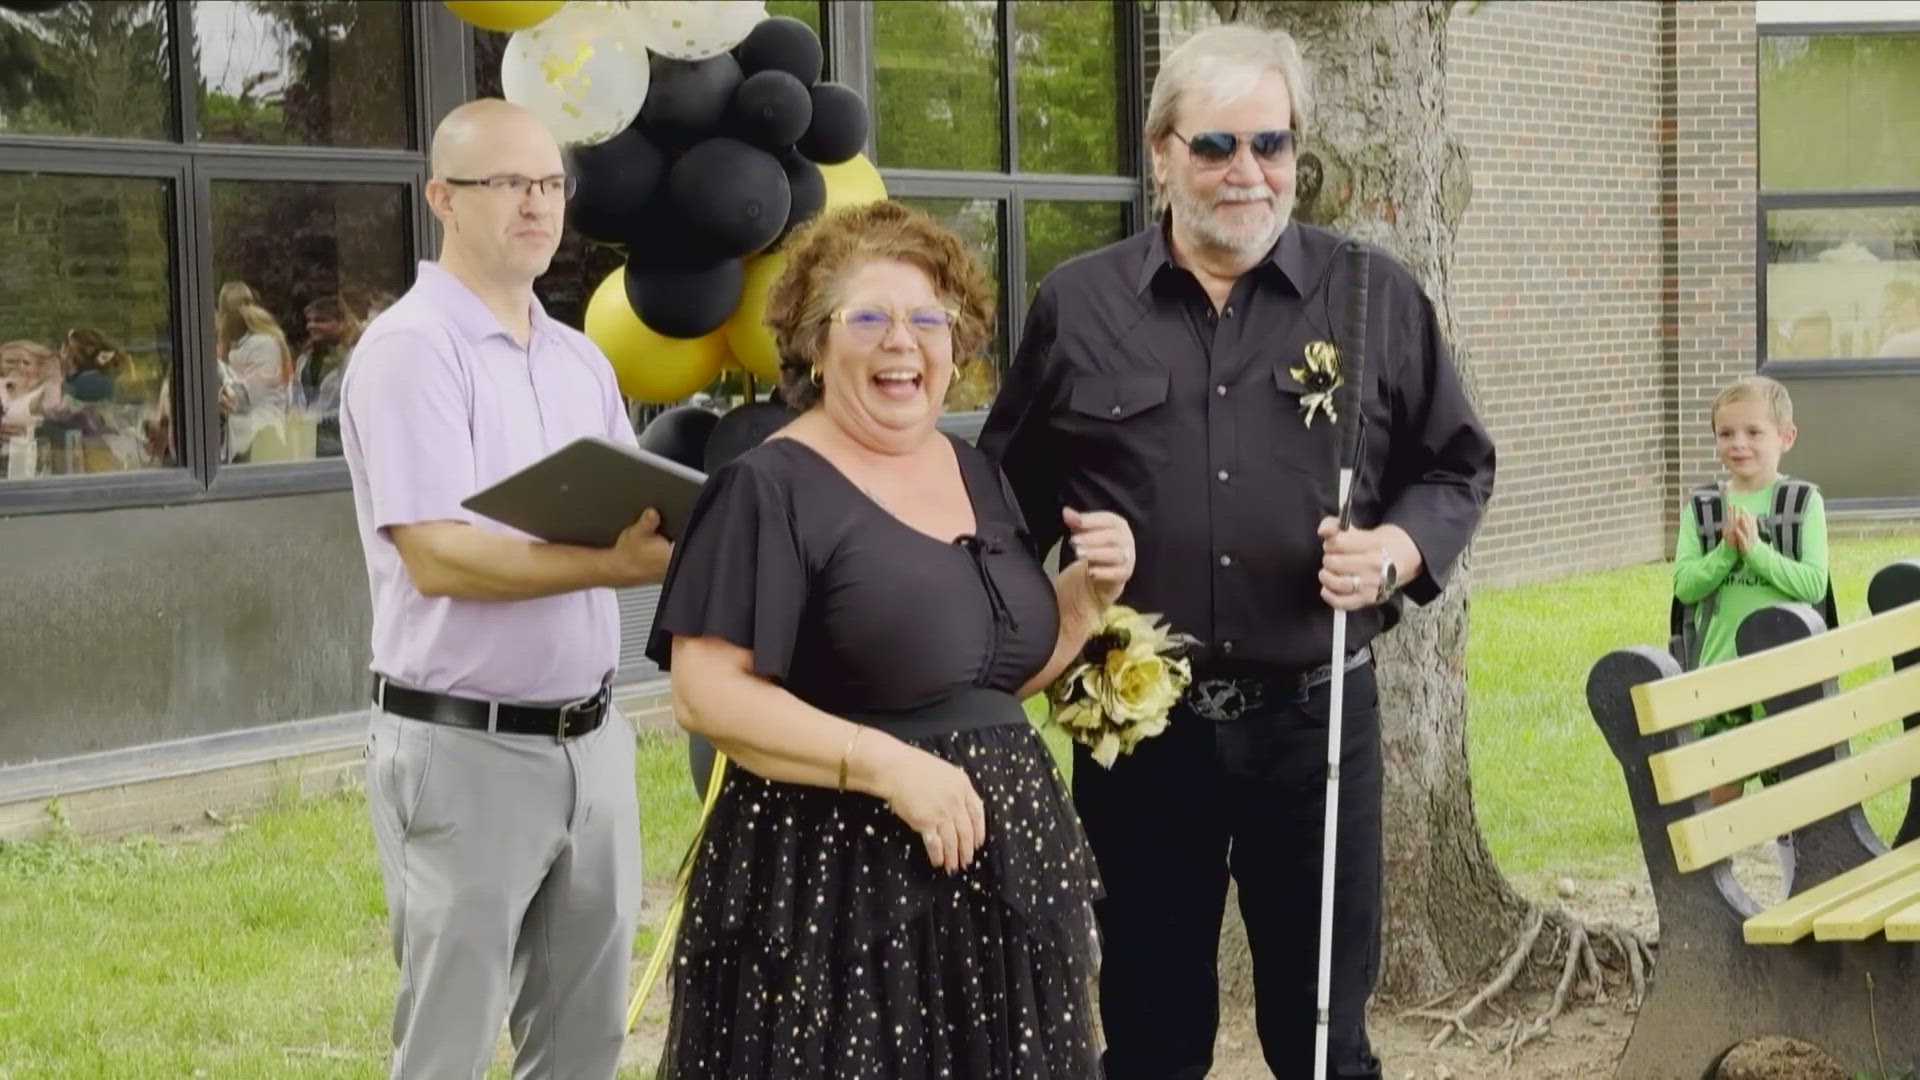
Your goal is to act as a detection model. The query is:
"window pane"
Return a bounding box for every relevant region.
[193,0,412,148]
[1025,200,1129,304]
[764,0,821,33]
[1014,0,1125,175]
[0,173,176,479]
[899,196,1003,411]
[210,180,411,462]
[0,1,174,140]
[1760,33,1920,191]
[875,0,1002,172]
[1765,205,1920,360]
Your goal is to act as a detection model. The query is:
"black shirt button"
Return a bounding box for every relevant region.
[1215,384,1227,397]
[1219,554,1232,567]
[1109,405,1122,417]
[1221,640,1235,655]
[1217,470,1229,482]
[1223,305,1234,318]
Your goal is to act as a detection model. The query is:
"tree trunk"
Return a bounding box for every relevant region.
[1208,0,1533,1004]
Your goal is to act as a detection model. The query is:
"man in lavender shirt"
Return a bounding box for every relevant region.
[341,99,672,1079]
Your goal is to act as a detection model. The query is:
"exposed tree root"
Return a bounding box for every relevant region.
[1400,905,1658,1064]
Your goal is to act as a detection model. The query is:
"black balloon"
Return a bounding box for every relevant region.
[704,399,800,474]
[566,126,665,246]
[641,53,744,146]
[797,82,869,165]
[626,258,745,340]
[636,405,720,471]
[774,149,826,243]
[668,138,791,259]
[734,16,823,86]
[727,70,812,152]
[623,193,724,271]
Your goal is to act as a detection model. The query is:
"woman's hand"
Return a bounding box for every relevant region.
[1063,507,1134,617]
[869,739,987,874]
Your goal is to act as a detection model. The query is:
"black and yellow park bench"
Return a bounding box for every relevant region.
[1585,558,1920,1078]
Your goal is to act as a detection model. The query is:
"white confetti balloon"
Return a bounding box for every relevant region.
[626,0,767,60]
[500,1,652,147]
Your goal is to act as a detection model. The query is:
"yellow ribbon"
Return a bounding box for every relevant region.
[625,748,729,1032]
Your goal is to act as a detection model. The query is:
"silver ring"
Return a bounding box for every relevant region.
[1349,574,1361,593]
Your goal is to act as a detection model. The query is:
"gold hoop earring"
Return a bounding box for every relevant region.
[809,365,823,387]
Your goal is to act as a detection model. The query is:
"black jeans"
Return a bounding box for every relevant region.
[1075,661,1383,1080]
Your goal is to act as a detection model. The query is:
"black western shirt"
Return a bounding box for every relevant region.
[978,221,1496,672]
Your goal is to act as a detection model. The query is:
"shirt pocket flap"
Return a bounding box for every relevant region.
[1067,374,1170,422]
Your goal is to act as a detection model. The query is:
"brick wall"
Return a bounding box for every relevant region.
[1447,1,1671,585]
[1447,0,1757,585]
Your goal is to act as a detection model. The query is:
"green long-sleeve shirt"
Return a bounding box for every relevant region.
[1673,480,1829,670]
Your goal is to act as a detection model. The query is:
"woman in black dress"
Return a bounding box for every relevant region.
[646,201,1134,1078]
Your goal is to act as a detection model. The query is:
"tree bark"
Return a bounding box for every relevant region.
[1207,0,1533,1003]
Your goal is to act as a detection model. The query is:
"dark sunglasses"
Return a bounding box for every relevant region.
[1172,129,1294,166]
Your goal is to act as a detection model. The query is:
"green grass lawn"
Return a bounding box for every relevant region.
[2,534,1915,1075]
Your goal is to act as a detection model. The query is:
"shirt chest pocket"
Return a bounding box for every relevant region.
[1059,374,1172,473]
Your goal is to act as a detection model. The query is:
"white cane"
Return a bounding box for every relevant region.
[1314,243,1370,1078]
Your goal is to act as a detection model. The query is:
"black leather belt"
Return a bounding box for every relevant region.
[373,675,611,740]
[1184,646,1372,721]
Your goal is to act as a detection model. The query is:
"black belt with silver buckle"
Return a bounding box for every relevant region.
[1184,646,1372,722]
[373,676,611,740]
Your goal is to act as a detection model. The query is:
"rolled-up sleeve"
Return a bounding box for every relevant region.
[1381,291,1496,603]
[342,329,475,535]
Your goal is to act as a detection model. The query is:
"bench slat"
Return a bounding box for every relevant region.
[1648,664,1920,803]
[1810,864,1920,940]
[1883,899,1920,941]
[1631,601,1920,735]
[1744,839,1920,943]
[1668,727,1920,872]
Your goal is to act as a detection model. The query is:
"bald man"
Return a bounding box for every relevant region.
[341,99,671,1079]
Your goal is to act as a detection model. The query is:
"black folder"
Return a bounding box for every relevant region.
[460,436,705,547]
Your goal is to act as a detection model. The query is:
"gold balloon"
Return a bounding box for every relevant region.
[724,252,787,384]
[444,0,565,33]
[817,154,888,216]
[586,267,728,404]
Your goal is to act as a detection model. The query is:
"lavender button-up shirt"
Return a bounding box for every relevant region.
[341,261,640,703]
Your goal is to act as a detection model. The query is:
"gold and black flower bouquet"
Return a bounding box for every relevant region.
[1048,605,1199,768]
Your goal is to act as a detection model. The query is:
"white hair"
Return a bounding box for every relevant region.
[1146,24,1312,150]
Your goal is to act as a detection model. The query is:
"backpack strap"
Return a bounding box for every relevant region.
[1689,481,1726,553]
[1768,476,1817,562]
[1674,481,1727,670]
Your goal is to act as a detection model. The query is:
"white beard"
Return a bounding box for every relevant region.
[1170,180,1293,260]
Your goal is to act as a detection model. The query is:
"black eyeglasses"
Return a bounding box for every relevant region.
[443,174,577,200]
[1171,129,1295,168]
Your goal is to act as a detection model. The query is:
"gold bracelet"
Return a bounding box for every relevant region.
[838,725,865,793]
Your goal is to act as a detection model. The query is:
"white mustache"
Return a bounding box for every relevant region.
[1210,184,1277,206]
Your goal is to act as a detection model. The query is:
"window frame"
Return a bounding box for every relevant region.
[0,0,462,516]
[844,0,1148,436]
[1755,19,1920,377]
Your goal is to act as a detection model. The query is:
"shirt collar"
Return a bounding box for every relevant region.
[413,260,555,346]
[1135,213,1313,298]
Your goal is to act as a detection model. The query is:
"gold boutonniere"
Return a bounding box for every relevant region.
[1290,340,1343,427]
[1049,605,1199,769]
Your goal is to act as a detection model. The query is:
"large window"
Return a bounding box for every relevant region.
[1759,27,1920,366]
[0,0,441,510]
[870,0,1142,418]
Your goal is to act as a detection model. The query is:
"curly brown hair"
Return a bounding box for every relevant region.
[765,200,995,411]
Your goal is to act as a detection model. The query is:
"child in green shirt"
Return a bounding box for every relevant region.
[1672,375,1830,807]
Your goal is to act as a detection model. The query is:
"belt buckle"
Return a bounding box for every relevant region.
[556,685,608,740]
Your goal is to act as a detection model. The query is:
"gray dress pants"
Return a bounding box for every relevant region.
[366,707,642,1079]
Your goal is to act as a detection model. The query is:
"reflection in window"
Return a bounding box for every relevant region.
[899,196,1003,411]
[1765,205,1920,360]
[1760,33,1920,192]
[0,174,176,479]
[763,0,821,33]
[1014,0,1125,175]
[193,0,411,148]
[210,180,411,462]
[875,0,1003,172]
[0,0,174,140]
[1025,200,1130,304]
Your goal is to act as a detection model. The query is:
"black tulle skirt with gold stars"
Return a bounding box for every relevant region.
[657,719,1103,1079]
